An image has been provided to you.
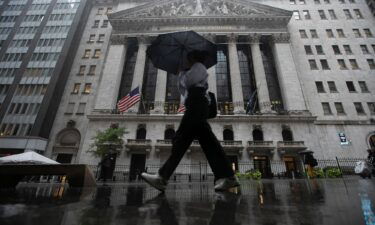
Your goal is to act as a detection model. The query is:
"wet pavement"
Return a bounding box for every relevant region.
[0,178,374,225]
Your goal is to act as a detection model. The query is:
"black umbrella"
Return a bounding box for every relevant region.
[146,31,217,74]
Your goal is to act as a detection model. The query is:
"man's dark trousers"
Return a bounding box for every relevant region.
[159,87,234,181]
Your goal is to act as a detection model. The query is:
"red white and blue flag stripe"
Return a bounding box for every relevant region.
[117,86,140,113]
[177,104,186,113]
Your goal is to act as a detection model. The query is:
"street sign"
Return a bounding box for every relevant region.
[338,132,349,145]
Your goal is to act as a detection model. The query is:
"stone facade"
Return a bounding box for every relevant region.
[46,0,375,177]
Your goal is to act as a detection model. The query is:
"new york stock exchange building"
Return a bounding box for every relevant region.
[46,0,375,180]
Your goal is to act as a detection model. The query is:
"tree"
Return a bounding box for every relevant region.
[88,123,127,158]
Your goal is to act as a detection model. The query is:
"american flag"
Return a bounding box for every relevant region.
[117,86,140,113]
[177,104,186,113]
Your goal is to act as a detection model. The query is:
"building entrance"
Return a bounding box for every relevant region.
[253,156,271,178]
[129,154,146,181]
[284,156,297,178]
[56,153,73,163]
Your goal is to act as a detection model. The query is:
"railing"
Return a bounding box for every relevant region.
[156,139,173,145]
[248,141,274,146]
[217,102,234,115]
[220,140,243,147]
[277,141,305,147]
[126,139,152,145]
[89,157,364,182]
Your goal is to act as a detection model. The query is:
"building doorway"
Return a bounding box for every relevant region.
[253,156,271,178]
[227,155,238,172]
[129,154,146,181]
[283,156,297,178]
[56,153,73,163]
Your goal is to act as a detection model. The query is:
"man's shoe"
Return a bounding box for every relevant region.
[140,172,167,192]
[214,176,240,192]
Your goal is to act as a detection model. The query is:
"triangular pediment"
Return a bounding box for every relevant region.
[109,0,292,19]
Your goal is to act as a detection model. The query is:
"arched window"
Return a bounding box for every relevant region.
[164,129,175,140]
[282,129,293,141]
[369,134,375,149]
[252,129,264,141]
[223,129,234,141]
[136,128,146,139]
[57,129,81,147]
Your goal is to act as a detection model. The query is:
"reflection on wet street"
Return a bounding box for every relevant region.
[0,178,374,225]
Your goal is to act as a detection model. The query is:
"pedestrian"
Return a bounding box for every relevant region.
[141,50,239,192]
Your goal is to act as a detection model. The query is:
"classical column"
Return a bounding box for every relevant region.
[94,35,127,110]
[227,34,245,114]
[150,69,167,114]
[204,34,217,95]
[249,34,273,113]
[271,33,307,112]
[127,36,148,113]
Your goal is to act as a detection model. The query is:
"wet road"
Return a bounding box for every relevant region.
[0,178,374,225]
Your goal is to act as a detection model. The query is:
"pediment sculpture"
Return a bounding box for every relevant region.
[119,0,273,18]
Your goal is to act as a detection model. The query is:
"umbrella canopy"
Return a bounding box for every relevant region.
[0,151,60,165]
[146,30,217,74]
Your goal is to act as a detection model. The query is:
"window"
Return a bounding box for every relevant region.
[98,34,105,43]
[303,10,311,19]
[358,81,369,92]
[72,83,80,94]
[349,59,359,69]
[310,29,318,38]
[304,45,313,55]
[92,20,99,28]
[314,0,320,3]
[335,103,345,114]
[364,29,373,38]
[93,49,101,58]
[324,0,330,3]
[66,103,74,114]
[367,103,375,115]
[78,65,85,75]
[328,81,338,92]
[293,11,301,20]
[83,83,92,94]
[315,81,325,93]
[299,30,308,38]
[368,59,375,69]
[338,59,348,69]
[88,34,95,43]
[83,49,91,58]
[361,45,370,54]
[318,10,327,19]
[343,9,353,19]
[76,103,86,115]
[346,81,356,92]
[349,0,355,2]
[106,7,113,14]
[290,0,296,4]
[97,8,104,15]
[343,45,352,54]
[337,29,345,38]
[299,0,306,4]
[328,10,337,19]
[354,9,363,19]
[326,29,334,38]
[316,45,324,55]
[102,20,109,28]
[322,102,332,115]
[338,0,345,3]
[332,45,341,54]
[353,29,362,38]
[354,102,365,114]
[320,59,330,70]
[373,45,375,53]
[88,65,96,75]
[309,59,318,70]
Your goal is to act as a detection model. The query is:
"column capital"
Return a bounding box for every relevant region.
[271,33,290,43]
[137,35,151,45]
[248,33,261,44]
[110,35,127,45]
[227,33,238,43]
[203,33,216,43]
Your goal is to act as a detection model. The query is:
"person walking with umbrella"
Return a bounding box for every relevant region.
[141,31,239,192]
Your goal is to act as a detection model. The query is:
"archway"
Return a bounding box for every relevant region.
[164,128,175,140]
[136,127,146,139]
[53,128,81,163]
[282,129,293,141]
[252,129,264,141]
[223,129,234,141]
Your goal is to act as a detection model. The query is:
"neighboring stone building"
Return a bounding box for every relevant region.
[46,0,375,178]
[0,0,91,156]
